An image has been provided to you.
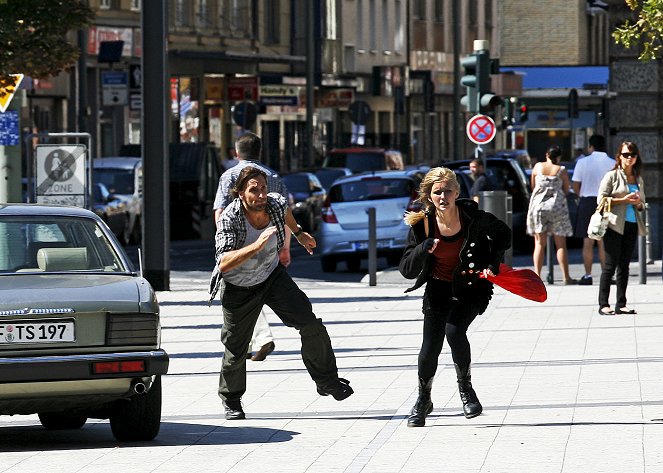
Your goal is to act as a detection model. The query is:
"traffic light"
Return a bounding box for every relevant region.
[460,54,479,114]
[519,102,528,123]
[460,43,502,114]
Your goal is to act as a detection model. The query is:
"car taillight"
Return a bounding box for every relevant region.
[93,361,145,374]
[321,196,338,223]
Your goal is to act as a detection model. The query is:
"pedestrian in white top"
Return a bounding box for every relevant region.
[571,134,616,285]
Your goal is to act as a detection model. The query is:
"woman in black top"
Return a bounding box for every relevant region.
[399,167,511,427]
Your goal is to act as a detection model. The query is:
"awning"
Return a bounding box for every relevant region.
[501,66,609,89]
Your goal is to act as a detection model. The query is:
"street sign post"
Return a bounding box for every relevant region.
[466,114,496,145]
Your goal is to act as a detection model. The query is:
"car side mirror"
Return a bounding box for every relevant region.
[312,185,322,193]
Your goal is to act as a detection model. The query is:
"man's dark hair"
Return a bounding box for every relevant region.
[470,158,483,167]
[235,132,262,160]
[231,166,267,198]
[588,134,606,152]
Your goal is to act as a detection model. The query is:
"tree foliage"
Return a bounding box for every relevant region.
[612,0,663,61]
[0,0,94,98]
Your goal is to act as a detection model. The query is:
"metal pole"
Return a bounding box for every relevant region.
[142,0,170,290]
[546,234,554,284]
[305,1,315,168]
[452,0,461,161]
[639,206,647,284]
[368,207,377,286]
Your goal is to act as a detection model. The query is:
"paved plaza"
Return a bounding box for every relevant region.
[0,259,662,472]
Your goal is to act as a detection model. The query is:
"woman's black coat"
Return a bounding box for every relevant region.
[398,199,512,313]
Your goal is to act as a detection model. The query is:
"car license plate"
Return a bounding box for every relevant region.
[0,319,75,344]
[353,239,392,251]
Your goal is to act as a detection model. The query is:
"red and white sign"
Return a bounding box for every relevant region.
[466,114,496,145]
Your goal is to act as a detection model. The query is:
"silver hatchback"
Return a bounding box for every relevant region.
[318,171,420,272]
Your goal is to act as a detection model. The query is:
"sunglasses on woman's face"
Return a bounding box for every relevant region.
[621,152,638,158]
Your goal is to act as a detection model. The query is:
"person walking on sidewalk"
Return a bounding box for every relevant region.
[596,141,647,315]
[572,134,615,285]
[213,132,286,361]
[399,167,511,427]
[209,166,353,420]
[469,158,495,204]
[526,146,577,284]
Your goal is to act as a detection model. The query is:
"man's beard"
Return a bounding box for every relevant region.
[244,201,267,212]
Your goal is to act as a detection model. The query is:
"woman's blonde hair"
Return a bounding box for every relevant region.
[404,167,460,226]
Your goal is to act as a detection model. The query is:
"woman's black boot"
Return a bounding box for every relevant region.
[407,377,434,427]
[454,364,482,418]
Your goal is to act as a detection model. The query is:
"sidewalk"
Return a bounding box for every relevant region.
[157,262,663,472]
[1,261,662,472]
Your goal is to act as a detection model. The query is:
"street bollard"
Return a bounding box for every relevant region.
[546,234,554,284]
[367,207,377,286]
[638,204,647,284]
[479,190,512,267]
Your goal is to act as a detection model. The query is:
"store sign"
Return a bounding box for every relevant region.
[259,85,299,106]
[227,77,258,101]
[87,26,135,57]
[317,89,354,108]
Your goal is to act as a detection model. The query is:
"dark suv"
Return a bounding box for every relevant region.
[444,157,531,251]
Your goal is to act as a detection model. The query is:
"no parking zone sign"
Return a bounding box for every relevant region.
[466,114,496,145]
[35,144,87,207]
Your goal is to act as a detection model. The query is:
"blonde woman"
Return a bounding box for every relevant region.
[399,167,511,427]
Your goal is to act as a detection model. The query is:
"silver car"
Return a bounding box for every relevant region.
[0,204,168,441]
[93,157,143,244]
[318,171,419,272]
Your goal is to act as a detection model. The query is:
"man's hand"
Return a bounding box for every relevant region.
[295,231,316,255]
[256,226,278,248]
[279,247,291,267]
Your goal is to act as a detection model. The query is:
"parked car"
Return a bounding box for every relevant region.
[318,170,419,272]
[323,147,404,174]
[0,204,169,441]
[92,182,130,245]
[93,157,143,244]
[282,172,326,233]
[314,167,352,191]
[444,156,531,251]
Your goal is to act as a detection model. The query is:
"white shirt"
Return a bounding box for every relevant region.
[571,151,615,197]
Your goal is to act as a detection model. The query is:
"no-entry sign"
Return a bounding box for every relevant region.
[466,114,496,145]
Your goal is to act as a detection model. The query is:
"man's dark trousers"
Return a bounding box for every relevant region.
[218,264,339,401]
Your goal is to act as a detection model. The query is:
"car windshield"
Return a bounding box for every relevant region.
[315,170,346,190]
[326,153,385,173]
[283,175,310,193]
[330,178,413,203]
[94,168,135,194]
[0,216,129,274]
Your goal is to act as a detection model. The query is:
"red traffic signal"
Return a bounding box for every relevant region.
[519,103,528,123]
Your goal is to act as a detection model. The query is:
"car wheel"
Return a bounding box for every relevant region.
[109,376,162,442]
[346,257,361,272]
[303,211,315,233]
[386,252,401,267]
[121,215,131,246]
[129,217,142,245]
[38,412,87,430]
[320,256,336,273]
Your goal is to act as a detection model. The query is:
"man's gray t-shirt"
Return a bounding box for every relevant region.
[222,216,279,287]
[213,160,288,210]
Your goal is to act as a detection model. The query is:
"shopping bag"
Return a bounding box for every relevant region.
[587,196,616,241]
[479,263,547,302]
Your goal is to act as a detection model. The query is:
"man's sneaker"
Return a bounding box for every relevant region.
[317,378,354,401]
[223,399,245,420]
[578,275,593,285]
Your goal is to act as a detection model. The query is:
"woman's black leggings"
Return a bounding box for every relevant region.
[418,279,481,380]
